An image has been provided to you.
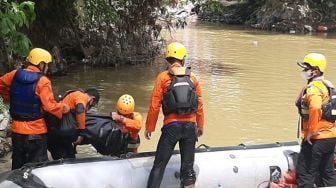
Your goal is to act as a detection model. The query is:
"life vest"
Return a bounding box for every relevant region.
[10,69,43,121]
[162,67,198,116]
[320,80,336,122]
[297,79,336,122]
[296,87,309,121]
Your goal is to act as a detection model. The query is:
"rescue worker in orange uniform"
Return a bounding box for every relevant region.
[0,48,69,169]
[295,53,336,187]
[111,94,142,153]
[47,88,100,159]
[145,42,204,188]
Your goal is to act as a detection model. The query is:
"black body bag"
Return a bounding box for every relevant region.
[59,112,77,137]
[45,111,77,142]
[83,114,126,156]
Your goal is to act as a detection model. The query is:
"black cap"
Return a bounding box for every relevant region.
[297,62,311,69]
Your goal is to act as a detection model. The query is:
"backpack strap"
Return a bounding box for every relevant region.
[307,78,334,97]
[185,67,191,76]
[321,79,335,89]
[319,79,336,97]
[168,66,189,76]
[60,88,85,101]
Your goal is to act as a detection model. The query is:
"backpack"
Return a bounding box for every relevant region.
[321,80,336,123]
[162,67,198,115]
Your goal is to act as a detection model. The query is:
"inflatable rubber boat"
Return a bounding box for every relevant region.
[0,141,300,188]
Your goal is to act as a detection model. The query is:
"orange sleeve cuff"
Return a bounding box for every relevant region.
[76,113,86,129]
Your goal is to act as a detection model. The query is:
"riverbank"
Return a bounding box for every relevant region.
[197,0,336,34]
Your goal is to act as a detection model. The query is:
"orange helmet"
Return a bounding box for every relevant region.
[117,94,135,115]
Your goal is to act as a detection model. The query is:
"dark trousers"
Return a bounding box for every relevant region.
[147,122,197,188]
[47,133,76,160]
[11,133,48,170]
[296,138,336,188]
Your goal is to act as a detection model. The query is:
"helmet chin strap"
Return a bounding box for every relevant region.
[181,59,185,66]
[39,63,47,75]
[307,70,320,82]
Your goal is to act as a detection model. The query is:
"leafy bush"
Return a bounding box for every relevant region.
[0,1,35,56]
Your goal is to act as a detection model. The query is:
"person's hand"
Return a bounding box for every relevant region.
[111,112,119,120]
[111,112,124,122]
[63,104,70,114]
[73,136,84,145]
[197,127,204,137]
[305,130,319,145]
[144,129,151,140]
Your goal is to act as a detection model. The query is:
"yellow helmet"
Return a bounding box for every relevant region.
[299,53,327,72]
[165,42,186,60]
[27,48,52,65]
[117,94,135,115]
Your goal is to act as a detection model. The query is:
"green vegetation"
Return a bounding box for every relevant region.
[5,0,334,74]
[0,1,35,72]
[197,0,336,32]
[0,0,167,73]
[202,1,226,14]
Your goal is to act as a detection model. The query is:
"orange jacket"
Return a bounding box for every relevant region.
[0,66,65,135]
[299,79,336,139]
[61,90,91,130]
[115,112,142,140]
[145,62,204,132]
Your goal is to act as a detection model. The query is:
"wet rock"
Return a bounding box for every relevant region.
[304,25,313,32]
[0,96,11,160]
[199,12,244,24]
[317,25,328,32]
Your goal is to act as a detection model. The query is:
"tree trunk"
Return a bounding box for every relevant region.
[0,37,10,75]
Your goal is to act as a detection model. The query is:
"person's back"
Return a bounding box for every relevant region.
[0,48,69,169]
[61,89,95,130]
[47,88,100,159]
[145,42,204,188]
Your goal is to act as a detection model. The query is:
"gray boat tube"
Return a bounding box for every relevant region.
[0,141,300,188]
